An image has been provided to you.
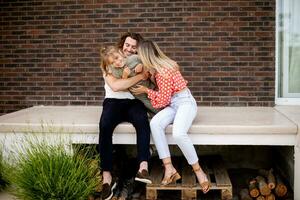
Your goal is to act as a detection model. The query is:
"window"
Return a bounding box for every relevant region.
[276,0,300,104]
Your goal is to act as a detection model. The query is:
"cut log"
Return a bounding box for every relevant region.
[258,169,276,189]
[256,195,266,200]
[274,174,288,197]
[240,188,253,200]
[265,193,276,200]
[249,179,260,198]
[256,176,271,196]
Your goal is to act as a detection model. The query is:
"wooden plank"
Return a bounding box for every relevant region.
[181,189,197,200]
[181,164,196,187]
[200,159,212,184]
[221,188,233,200]
[147,158,183,190]
[181,165,197,200]
[170,159,181,187]
[211,157,232,187]
[146,188,157,200]
[193,157,231,191]
[146,156,233,200]
[148,158,181,189]
[149,159,164,186]
[147,159,161,199]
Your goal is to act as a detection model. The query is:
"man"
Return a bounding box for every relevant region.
[99,32,152,200]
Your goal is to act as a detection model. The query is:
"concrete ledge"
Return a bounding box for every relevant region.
[0,105,298,145]
[1,105,299,199]
[274,105,300,200]
[275,106,300,146]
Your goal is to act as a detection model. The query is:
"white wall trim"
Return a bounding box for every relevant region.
[275,0,280,104]
[275,0,300,105]
[276,98,300,105]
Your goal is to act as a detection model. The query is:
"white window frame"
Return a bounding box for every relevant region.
[275,0,300,105]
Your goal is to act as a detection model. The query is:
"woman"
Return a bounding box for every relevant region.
[131,40,210,194]
[99,33,152,200]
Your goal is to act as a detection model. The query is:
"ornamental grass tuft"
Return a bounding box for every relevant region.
[9,143,100,200]
[0,150,9,191]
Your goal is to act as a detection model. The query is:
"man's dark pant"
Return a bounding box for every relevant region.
[99,98,151,172]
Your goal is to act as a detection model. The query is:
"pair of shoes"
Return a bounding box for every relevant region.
[101,180,117,200]
[193,167,210,194]
[161,171,181,186]
[134,169,152,184]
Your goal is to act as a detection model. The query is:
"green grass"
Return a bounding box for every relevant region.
[0,150,9,191]
[9,143,100,200]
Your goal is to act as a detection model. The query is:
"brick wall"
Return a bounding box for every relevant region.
[0,0,275,115]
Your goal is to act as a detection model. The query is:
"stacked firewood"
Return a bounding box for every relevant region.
[239,169,288,200]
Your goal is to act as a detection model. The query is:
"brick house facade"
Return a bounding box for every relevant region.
[0,0,275,115]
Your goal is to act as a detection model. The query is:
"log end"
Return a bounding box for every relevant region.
[275,184,288,197]
[249,189,260,198]
[268,183,275,190]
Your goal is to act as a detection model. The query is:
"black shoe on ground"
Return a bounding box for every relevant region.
[101,180,117,200]
[134,169,152,184]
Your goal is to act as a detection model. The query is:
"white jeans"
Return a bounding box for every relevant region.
[150,88,198,165]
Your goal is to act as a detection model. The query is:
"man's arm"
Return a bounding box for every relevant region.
[105,73,147,92]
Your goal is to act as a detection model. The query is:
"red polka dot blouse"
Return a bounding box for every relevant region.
[147,68,187,109]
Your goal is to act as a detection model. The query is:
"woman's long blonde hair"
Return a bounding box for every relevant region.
[137,40,178,75]
[99,45,119,76]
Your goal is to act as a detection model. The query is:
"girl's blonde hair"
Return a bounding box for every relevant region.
[137,40,178,75]
[100,45,119,75]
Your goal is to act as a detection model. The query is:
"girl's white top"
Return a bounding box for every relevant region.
[104,76,134,99]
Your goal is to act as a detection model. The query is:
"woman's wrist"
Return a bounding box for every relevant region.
[145,88,150,94]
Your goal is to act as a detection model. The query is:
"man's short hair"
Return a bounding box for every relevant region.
[117,32,144,50]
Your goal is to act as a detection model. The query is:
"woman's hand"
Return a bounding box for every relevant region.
[130,85,148,95]
[140,69,150,80]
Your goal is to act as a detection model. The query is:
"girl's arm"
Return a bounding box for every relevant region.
[105,73,147,92]
[122,67,131,79]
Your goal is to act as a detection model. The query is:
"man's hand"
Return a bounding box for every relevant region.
[130,85,148,95]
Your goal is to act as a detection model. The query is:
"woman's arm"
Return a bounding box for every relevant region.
[105,73,147,92]
[130,74,173,109]
[149,72,156,85]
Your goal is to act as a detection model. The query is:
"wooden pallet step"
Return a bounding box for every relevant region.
[146,155,233,200]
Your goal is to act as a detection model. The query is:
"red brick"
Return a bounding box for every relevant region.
[0,0,276,115]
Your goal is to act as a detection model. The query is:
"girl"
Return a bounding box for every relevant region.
[131,40,210,194]
[101,45,159,115]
